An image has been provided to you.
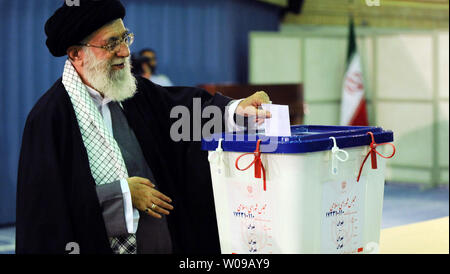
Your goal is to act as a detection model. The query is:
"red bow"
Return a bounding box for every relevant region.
[235,140,267,191]
[357,132,396,182]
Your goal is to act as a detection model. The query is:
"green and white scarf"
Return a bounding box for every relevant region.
[62,59,136,254]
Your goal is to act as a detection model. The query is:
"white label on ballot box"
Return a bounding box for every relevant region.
[227,178,278,254]
[321,176,366,254]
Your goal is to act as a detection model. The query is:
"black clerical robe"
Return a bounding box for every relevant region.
[16,76,232,254]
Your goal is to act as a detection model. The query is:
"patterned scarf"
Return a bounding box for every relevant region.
[62,60,137,254]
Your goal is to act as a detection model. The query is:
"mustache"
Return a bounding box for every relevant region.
[85,54,128,69]
[111,58,127,66]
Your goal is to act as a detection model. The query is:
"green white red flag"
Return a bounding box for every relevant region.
[340,20,369,126]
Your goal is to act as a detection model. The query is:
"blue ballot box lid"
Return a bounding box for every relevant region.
[201,125,394,154]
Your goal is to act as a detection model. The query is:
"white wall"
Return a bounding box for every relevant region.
[249,26,449,186]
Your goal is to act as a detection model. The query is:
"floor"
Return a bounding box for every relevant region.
[381,183,449,228]
[380,216,449,254]
[0,182,448,254]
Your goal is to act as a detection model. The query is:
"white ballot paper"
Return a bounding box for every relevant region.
[261,104,291,136]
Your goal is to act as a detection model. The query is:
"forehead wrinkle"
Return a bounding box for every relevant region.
[104,28,128,43]
[89,20,127,44]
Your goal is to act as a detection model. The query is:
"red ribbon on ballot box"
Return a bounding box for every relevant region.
[234,132,395,188]
[357,131,396,182]
[235,139,267,191]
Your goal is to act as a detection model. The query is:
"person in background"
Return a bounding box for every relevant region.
[130,53,150,77]
[139,48,174,86]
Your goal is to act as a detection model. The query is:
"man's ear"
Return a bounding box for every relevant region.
[67,46,84,64]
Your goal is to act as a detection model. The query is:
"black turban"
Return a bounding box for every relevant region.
[45,0,126,57]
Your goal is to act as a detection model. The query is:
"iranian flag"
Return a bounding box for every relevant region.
[340,20,369,126]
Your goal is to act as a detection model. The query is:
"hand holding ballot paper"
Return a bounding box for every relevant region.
[261,104,292,137]
[234,91,291,136]
[235,91,272,122]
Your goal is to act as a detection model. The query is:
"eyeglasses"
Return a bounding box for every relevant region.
[79,32,135,52]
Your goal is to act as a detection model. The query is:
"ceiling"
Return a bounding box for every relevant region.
[281,0,449,29]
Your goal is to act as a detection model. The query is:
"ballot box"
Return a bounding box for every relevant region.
[202,125,396,254]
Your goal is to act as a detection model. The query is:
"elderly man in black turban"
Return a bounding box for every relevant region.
[16,0,271,254]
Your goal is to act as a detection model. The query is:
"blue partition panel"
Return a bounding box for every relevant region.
[0,0,280,225]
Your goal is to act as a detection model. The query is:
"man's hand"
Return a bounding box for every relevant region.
[127,177,174,219]
[235,91,272,124]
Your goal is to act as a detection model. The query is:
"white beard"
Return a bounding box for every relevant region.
[83,48,137,102]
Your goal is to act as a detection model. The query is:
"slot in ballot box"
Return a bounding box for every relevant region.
[202,125,395,254]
